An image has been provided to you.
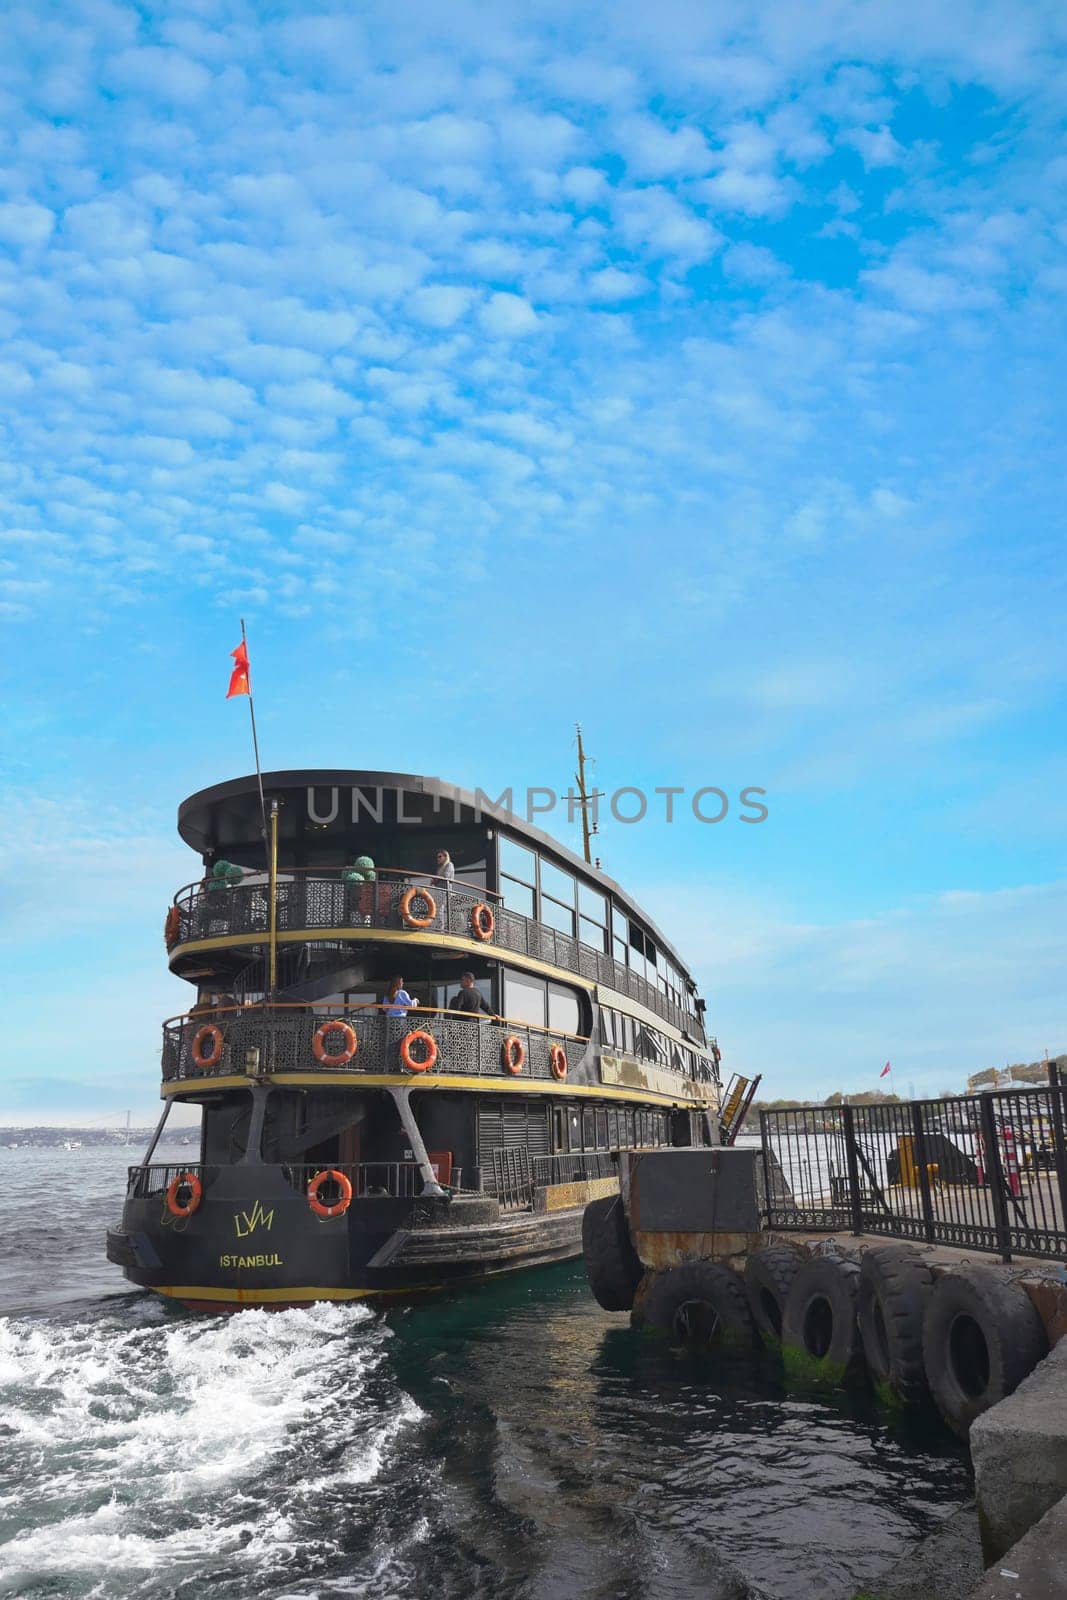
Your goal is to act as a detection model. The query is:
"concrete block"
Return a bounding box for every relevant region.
[966,1490,1067,1598]
[970,1338,1067,1563]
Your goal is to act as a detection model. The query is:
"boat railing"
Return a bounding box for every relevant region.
[161,1001,589,1086]
[126,1161,206,1199]
[531,1150,617,1186]
[280,1161,470,1198]
[124,1160,469,1202]
[165,866,700,1041]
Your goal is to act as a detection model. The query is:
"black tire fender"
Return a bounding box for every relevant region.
[744,1243,805,1346]
[582,1194,642,1312]
[922,1266,1048,1438]
[858,1245,933,1407]
[782,1253,862,1384]
[637,1261,754,1348]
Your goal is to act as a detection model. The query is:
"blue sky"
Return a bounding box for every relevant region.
[1,0,1065,1121]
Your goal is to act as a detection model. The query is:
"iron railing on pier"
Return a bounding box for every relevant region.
[760,1080,1067,1262]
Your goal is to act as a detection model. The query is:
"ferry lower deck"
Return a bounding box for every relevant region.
[108,1072,714,1310]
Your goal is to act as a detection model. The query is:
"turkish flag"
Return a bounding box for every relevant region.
[880,1061,891,1079]
[226,640,250,698]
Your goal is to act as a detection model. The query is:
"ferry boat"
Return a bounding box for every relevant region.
[106,770,723,1310]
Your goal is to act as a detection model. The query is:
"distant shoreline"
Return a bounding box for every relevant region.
[0,1127,197,1149]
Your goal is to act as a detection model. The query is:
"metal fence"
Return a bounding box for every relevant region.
[760,1082,1067,1262]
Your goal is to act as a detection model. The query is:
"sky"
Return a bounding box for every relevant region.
[0,0,1065,1122]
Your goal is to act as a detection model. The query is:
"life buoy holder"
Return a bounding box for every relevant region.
[166,1171,202,1218]
[399,886,436,928]
[549,1044,568,1081]
[164,906,181,949]
[312,1020,358,1066]
[190,1024,224,1071]
[400,1029,438,1073]
[307,1168,353,1219]
[471,902,495,942]
[502,1035,525,1075]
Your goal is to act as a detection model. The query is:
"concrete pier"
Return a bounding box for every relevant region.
[970,1336,1067,1564]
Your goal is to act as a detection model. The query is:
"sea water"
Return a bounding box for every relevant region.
[0,1145,969,1599]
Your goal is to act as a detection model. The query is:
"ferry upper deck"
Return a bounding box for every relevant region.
[162,769,719,1114]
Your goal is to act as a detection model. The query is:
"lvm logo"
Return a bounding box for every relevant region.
[233,1200,274,1239]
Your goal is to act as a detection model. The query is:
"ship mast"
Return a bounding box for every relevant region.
[573,724,601,866]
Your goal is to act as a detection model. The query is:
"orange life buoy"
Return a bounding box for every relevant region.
[166,1171,202,1218]
[470,902,495,941]
[502,1034,525,1075]
[307,1168,353,1219]
[190,1023,224,1070]
[312,1020,358,1066]
[399,885,437,928]
[164,906,181,949]
[399,1029,439,1073]
[549,1044,568,1081]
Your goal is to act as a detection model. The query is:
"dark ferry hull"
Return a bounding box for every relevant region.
[106,1161,610,1311]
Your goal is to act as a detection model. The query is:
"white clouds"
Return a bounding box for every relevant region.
[586,265,649,302]
[615,186,720,261]
[104,45,213,103]
[408,283,474,328]
[846,124,906,168]
[0,201,54,247]
[649,879,1067,1096]
[617,115,712,179]
[479,290,539,337]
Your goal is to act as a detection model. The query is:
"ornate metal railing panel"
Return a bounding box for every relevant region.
[760,1084,1067,1262]
[532,1151,616,1186]
[169,871,701,1039]
[162,1005,589,1087]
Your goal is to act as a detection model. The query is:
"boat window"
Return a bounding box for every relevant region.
[547,983,580,1036]
[579,883,607,925]
[500,877,534,919]
[539,858,574,906]
[541,895,575,937]
[503,970,546,1028]
[580,916,608,953]
[612,932,628,969]
[499,837,536,884]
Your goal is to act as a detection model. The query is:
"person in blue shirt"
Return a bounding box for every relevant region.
[383,975,417,1018]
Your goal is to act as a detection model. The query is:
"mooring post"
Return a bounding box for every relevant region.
[841,1104,864,1235]
[979,1091,1012,1263]
[1046,1064,1067,1249]
[911,1100,936,1244]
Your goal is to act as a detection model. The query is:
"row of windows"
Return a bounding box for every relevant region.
[499,836,697,1015]
[600,1006,706,1080]
[555,1102,674,1152]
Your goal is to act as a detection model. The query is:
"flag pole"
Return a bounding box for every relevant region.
[240,617,269,850]
[268,798,279,1000]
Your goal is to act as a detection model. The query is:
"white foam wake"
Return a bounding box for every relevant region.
[0,1301,424,1598]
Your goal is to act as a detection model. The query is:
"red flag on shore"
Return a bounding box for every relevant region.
[226,640,250,698]
[880,1061,891,1079]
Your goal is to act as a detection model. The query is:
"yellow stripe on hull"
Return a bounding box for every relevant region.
[153,1282,442,1305]
[162,1070,712,1107]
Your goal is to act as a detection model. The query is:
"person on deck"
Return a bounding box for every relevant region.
[435,850,455,883]
[383,975,417,1018]
[451,972,494,1018]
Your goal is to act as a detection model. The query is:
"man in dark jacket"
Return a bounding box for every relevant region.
[451,972,494,1017]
